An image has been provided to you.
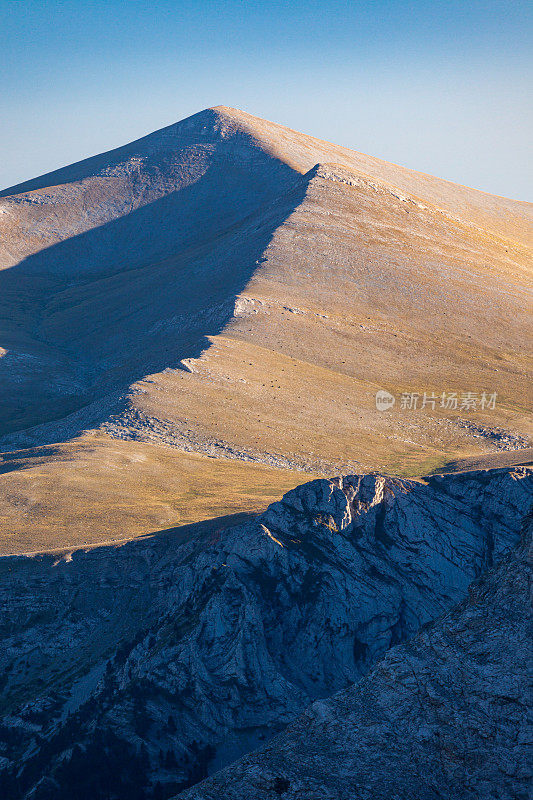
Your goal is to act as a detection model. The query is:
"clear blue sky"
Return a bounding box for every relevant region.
[1,0,531,199]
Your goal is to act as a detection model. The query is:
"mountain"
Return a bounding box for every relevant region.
[0,466,530,799]
[0,107,531,552]
[179,514,532,800]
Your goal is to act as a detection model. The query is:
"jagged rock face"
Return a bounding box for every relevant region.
[0,467,531,799]
[180,519,533,800]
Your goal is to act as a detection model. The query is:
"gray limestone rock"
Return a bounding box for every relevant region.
[0,466,531,798]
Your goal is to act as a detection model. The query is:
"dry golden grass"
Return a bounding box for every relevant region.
[0,432,310,555]
[123,171,531,477]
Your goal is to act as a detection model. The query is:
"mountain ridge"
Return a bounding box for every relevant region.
[0,106,531,553]
[3,105,531,209]
[0,106,531,800]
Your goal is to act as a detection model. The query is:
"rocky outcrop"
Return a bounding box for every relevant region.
[0,467,531,799]
[179,516,532,800]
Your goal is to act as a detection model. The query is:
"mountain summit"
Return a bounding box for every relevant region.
[0,107,531,551]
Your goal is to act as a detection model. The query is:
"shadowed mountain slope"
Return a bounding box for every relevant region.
[180,515,533,800]
[0,466,530,798]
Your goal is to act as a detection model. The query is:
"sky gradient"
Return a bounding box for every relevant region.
[1,0,532,199]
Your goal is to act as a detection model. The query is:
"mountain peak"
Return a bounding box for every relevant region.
[0,105,531,489]
[209,104,244,115]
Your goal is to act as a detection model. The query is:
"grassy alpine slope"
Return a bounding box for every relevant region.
[0,107,531,552]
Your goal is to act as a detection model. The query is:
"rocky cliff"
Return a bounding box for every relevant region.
[0,466,531,798]
[180,515,532,800]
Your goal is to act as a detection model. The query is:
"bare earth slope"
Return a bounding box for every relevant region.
[0,106,531,551]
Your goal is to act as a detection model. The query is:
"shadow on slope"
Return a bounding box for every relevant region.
[0,161,315,440]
